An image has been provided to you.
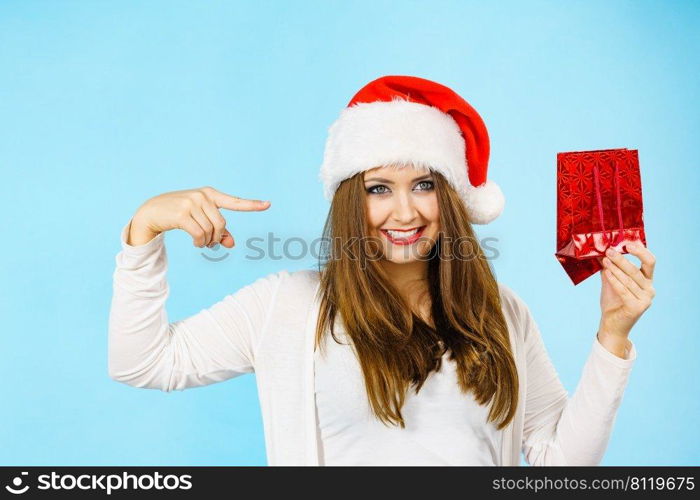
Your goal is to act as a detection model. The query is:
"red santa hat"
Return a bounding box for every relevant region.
[319,75,505,224]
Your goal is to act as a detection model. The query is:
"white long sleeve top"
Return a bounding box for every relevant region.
[315,328,503,465]
[108,220,638,466]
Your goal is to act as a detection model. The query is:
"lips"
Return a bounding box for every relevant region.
[380,226,426,245]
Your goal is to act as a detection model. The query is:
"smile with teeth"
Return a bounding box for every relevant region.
[380,226,426,245]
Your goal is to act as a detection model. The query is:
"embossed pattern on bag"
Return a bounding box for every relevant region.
[555,148,647,285]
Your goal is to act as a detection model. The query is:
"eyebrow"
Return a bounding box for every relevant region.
[364,174,434,184]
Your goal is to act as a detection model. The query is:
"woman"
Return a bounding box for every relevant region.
[108,75,656,466]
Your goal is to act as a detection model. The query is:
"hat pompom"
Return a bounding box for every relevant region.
[464,179,505,224]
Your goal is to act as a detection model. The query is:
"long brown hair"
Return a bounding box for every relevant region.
[314,164,518,430]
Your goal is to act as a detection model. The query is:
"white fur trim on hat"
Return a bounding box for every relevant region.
[319,97,504,224]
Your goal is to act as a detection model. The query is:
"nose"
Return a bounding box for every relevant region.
[391,190,419,225]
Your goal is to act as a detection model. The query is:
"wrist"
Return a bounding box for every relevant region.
[596,328,632,360]
[127,213,161,247]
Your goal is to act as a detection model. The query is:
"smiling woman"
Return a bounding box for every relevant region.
[315,159,519,446]
[109,75,650,466]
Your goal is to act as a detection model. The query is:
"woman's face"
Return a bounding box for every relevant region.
[363,165,440,264]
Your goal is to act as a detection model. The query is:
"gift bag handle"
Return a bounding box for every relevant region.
[592,158,625,249]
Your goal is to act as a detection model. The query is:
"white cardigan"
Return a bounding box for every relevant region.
[108,221,637,466]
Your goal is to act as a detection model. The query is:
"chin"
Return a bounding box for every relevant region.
[383,255,423,265]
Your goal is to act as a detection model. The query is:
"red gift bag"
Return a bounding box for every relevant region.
[555,148,647,285]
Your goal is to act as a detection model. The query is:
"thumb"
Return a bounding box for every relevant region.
[219,229,235,248]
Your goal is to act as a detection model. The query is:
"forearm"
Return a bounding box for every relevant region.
[522,325,637,466]
[108,223,173,389]
[109,221,278,391]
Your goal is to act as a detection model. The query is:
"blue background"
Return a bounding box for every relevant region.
[1,0,697,466]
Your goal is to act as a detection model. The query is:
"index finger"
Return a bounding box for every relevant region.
[626,242,655,280]
[208,189,271,212]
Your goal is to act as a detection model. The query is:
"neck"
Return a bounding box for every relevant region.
[380,259,431,315]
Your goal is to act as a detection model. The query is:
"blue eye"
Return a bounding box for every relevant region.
[366,180,434,195]
[367,185,389,195]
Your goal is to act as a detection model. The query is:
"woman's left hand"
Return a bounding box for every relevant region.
[597,242,656,341]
